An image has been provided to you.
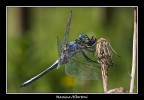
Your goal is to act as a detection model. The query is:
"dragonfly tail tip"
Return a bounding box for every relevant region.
[20,82,27,88]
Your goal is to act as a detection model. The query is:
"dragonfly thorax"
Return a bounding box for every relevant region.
[64,42,82,56]
[59,41,83,65]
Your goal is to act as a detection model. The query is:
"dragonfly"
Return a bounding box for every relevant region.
[20,11,101,87]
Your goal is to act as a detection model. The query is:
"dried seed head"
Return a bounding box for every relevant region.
[95,38,115,66]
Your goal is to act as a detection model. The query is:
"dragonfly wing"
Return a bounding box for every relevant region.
[62,10,72,46]
[57,11,72,56]
[65,52,101,80]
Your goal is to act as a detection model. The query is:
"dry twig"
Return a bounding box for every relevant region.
[129,8,137,93]
[96,38,113,92]
[96,38,125,93]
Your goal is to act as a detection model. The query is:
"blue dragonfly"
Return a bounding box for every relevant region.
[20,11,101,87]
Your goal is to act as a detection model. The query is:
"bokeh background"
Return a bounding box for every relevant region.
[7,7,137,93]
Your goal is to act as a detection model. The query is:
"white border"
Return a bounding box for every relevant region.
[6,6,138,94]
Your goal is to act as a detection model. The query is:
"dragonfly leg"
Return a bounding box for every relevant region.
[81,51,98,63]
[85,48,95,52]
[85,42,96,48]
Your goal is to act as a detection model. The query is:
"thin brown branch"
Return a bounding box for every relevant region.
[96,38,126,93]
[129,8,137,93]
[101,63,108,92]
[96,38,110,93]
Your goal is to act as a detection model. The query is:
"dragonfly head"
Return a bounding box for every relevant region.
[78,34,89,43]
[78,34,97,46]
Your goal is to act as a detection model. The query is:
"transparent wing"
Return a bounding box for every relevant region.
[57,11,72,59]
[62,10,72,46]
[65,52,101,80]
[56,11,72,59]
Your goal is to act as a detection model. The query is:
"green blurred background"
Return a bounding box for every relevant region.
[7,7,137,93]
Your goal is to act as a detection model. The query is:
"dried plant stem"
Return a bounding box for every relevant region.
[129,8,137,93]
[96,38,126,93]
[96,38,110,93]
[101,63,108,92]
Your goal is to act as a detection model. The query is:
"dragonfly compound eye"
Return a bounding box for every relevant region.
[78,34,89,43]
